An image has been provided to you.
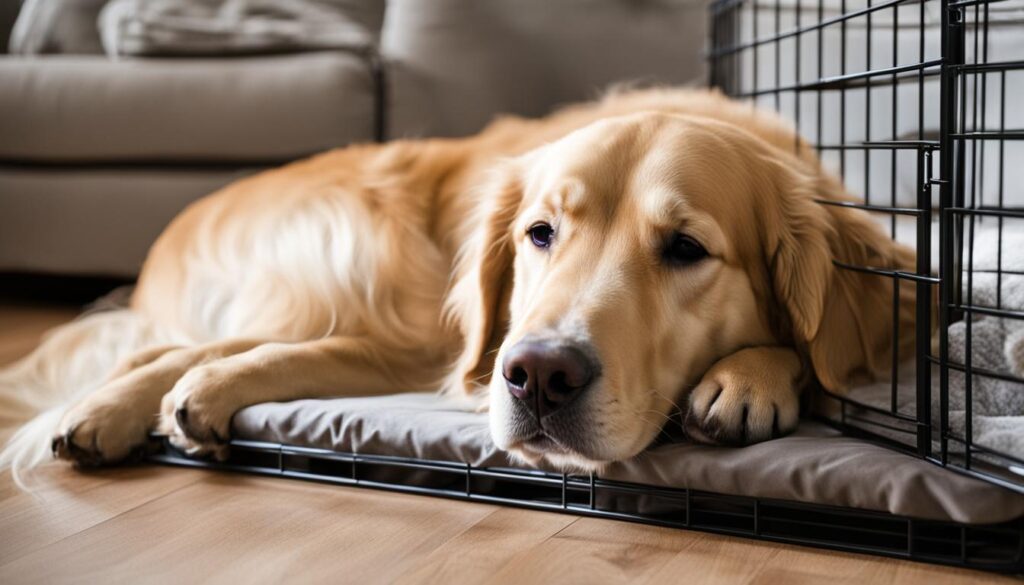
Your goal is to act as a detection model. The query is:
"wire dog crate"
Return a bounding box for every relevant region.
[709,0,1024,492]
[144,0,1024,575]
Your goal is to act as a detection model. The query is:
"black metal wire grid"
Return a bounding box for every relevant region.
[940,0,1024,493]
[709,0,1024,493]
[148,436,1024,573]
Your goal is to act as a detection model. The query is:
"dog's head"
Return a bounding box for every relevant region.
[446,111,912,470]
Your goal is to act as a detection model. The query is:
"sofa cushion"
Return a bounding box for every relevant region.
[0,52,376,162]
[381,0,707,139]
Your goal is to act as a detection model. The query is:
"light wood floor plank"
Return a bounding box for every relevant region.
[483,517,704,585]
[744,543,1020,585]
[0,464,202,566]
[0,472,498,584]
[645,535,780,585]
[393,507,579,584]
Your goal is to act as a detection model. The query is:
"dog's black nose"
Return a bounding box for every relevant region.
[502,339,596,419]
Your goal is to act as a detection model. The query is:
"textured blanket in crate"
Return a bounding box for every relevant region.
[850,226,1024,461]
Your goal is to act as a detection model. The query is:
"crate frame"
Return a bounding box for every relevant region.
[709,0,1024,493]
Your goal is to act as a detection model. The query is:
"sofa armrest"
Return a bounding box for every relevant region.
[0,52,377,162]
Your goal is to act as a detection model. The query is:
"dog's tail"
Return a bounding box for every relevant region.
[0,307,164,483]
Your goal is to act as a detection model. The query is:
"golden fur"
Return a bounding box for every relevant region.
[0,89,916,474]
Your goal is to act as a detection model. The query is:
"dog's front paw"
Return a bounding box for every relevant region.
[684,349,801,446]
[157,409,229,461]
[52,398,151,466]
[163,365,236,455]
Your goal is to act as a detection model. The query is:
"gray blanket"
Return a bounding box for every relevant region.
[841,225,1024,478]
[949,226,1024,458]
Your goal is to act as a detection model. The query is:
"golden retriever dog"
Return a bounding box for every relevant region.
[0,88,916,475]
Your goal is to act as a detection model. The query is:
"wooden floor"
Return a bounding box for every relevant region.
[0,303,1016,584]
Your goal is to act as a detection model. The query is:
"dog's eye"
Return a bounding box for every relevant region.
[528,222,554,248]
[664,233,708,265]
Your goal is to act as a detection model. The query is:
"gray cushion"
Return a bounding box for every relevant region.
[381,0,707,139]
[232,393,1024,524]
[0,52,376,162]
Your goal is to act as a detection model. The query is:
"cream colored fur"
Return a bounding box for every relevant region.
[0,88,917,479]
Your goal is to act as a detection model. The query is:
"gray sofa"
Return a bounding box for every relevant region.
[0,0,707,277]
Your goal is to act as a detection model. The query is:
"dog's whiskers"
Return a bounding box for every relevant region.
[645,386,690,418]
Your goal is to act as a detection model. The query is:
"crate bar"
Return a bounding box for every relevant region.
[816,140,939,150]
[890,0,900,239]
[892,274,901,414]
[913,0,930,452]
[947,0,1015,8]
[829,261,940,284]
[996,60,1006,312]
[865,0,873,205]
[840,0,847,180]
[914,147,933,456]
[938,0,964,470]
[749,0,757,99]
[733,59,942,97]
[949,130,1024,140]
[819,389,923,422]
[954,60,1024,73]
[816,0,823,157]
[844,413,918,436]
[813,199,926,215]
[946,206,1024,219]
[938,359,1024,387]
[951,303,1024,321]
[794,0,802,152]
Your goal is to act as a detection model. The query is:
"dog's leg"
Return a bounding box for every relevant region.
[160,337,436,455]
[52,339,266,465]
[683,346,804,445]
[104,344,184,382]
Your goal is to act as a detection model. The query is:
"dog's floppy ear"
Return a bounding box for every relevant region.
[443,162,524,396]
[765,163,918,392]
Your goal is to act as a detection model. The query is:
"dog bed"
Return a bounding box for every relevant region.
[226,392,1024,525]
